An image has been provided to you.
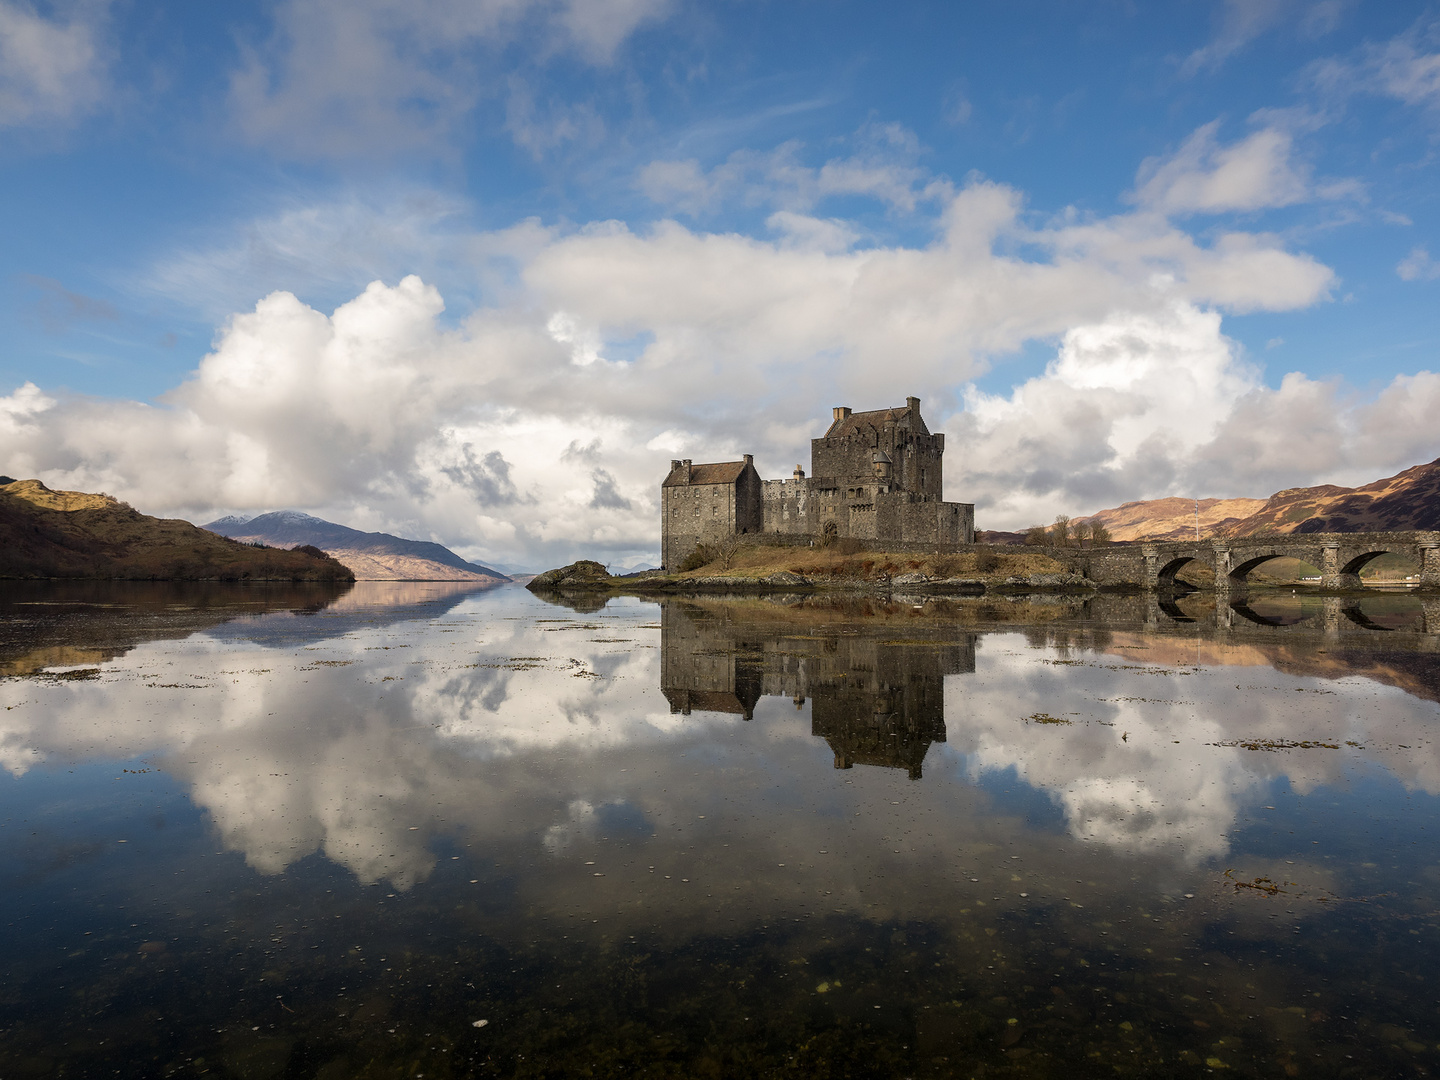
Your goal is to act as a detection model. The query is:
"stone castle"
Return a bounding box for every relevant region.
[661,397,975,569]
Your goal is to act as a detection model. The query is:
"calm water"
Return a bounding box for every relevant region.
[3,581,1440,1078]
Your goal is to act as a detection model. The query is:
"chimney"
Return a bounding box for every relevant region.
[682,459,692,483]
[833,406,852,423]
[793,464,806,481]
[670,459,681,472]
[743,453,753,467]
[906,396,920,413]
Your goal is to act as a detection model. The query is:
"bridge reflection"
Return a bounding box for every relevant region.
[660,599,974,779]
[1152,590,1440,636]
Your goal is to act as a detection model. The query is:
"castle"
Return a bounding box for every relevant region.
[660,397,975,569]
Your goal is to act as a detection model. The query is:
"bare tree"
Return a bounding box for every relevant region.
[1024,526,1048,546]
[1090,521,1112,545]
[1049,514,1071,547]
[715,533,744,570]
[1072,519,1092,545]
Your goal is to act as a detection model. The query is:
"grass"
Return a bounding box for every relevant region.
[672,543,1066,583]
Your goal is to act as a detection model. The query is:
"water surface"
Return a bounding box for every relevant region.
[3,581,1440,1077]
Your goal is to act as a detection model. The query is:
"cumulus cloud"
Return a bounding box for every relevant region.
[229,0,668,156]
[0,169,1370,559]
[0,0,109,128]
[947,304,1440,529]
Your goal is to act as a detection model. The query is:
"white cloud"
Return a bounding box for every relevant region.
[0,0,108,128]
[1363,21,1440,109]
[947,304,1440,529]
[637,122,952,218]
[229,0,668,157]
[1180,0,1291,76]
[0,167,1365,557]
[1132,121,1316,215]
[1397,246,1440,282]
[1309,18,1440,114]
[1180,1,1350,77]
[141,190,473,320]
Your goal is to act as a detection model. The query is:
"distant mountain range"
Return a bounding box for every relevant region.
[1073,496,1268,542]
[1217,456,1440,536]
[203,511,509,583]
[1072,456,1440,541]
[0,479,352,581]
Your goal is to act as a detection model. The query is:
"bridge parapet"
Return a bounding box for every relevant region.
[1029,530,1440,592]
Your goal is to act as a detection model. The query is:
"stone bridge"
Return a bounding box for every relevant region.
[1040,531,1440,592]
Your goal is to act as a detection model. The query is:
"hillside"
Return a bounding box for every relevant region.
[1062,456,1440,541]
[204,510,508,583]
[1218,456,1440,536]
[0,479,354,581]
[1072,496,1267,541]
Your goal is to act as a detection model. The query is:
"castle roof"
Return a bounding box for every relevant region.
[662,460,750,487]
[825,404,930,439]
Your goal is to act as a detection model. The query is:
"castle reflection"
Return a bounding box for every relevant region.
[659,598,974,778]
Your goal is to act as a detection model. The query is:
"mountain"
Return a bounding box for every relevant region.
[1073,497,1268,542]
[1064,456,1440,542]
[0,479,353,581]
[1218,456,1440,536]
[203,511,509,583]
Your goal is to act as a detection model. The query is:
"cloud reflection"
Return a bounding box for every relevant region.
[0,587,1437,891]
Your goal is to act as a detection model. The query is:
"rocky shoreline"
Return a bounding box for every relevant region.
[526,559,1119,597]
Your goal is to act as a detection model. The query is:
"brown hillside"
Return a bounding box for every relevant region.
[0,479,354,581]
[1073,496,1267,541]
[220,535,499,582]
[1219,457,1440,536]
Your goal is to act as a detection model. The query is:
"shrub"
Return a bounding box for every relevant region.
[678,544,716,572]
[932,555,962,577]
[1024,526,1048,546]
[836,537,863,555]
[976,550,1001,573]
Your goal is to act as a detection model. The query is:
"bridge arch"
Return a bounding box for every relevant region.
[1156,556,1198,586]
[1339,549,1411,578]
[1226,552,1326,586]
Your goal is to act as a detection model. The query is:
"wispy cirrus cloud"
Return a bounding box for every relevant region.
[229,0,670,158]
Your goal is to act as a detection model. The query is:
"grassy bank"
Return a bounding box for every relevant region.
[667,542,1068,584]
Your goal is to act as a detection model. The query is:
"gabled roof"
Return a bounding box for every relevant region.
[825,405,929,438]
[662,460,751,487]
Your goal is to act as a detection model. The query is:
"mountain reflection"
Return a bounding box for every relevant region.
[660,598,972,778]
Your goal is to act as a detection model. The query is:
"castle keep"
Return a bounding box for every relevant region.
[661,397,975,569]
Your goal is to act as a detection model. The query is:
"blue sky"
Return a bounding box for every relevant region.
[2,0,1439,566]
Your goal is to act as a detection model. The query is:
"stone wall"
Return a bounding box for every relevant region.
[760,479,974,548]
[661,458,763,569]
